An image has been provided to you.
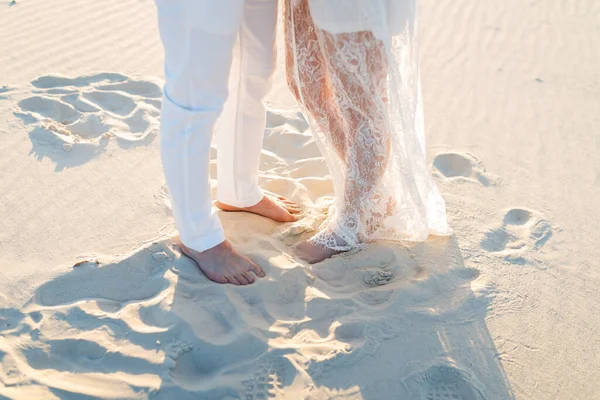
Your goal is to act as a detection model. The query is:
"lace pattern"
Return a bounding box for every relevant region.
[284,0,451,251]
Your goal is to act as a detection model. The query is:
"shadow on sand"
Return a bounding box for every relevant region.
[9,234,514,399]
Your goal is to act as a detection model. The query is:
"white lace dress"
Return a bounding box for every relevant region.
[284,0,452,251]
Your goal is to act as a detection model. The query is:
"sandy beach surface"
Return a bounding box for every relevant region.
[1,0,599,398]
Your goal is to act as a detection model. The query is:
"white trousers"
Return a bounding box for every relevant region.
[155,0,277,252]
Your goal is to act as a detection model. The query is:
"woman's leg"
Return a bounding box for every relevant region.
[283,0,348,263]
[320,29,393,241]
[283,0,347,160]
[284,0,392,262]
[299,30,392,263]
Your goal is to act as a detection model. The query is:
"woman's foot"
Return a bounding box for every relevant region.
[294,240,344,264]
[215,194,300,223]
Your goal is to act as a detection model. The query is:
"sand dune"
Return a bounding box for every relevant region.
[1,0,599,398]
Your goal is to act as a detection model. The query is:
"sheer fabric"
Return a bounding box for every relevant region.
[284,0,452,251]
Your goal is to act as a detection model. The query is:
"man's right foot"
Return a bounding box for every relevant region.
[180,240,265,285]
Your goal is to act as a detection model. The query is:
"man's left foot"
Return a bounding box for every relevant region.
[215,194,300,223]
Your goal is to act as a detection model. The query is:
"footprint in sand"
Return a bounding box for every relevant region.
[15,73,161,168]
[164,341,194,370]
[34,242,173,307]
[168,333,267,388]
[261,269,309,321]
[0,351,28,386]
[21,337,162,384]
[242,356,294,399]
[402,363,487,400]
[433,152,495,186]
[481,208,553,263]
[304,323,397,380]
[361,269,394,287]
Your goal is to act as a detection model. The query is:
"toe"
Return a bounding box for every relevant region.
[286,206,301,214]
[250,263,266,278]
[227,276,243,286]
[237,273,251,285]
[280,212,298,222]
[242,271,256,284]
[210,275,229,284]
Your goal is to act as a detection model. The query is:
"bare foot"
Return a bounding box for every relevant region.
[179,240,265,285]
[215,194,300,223]
[294,240,344,264]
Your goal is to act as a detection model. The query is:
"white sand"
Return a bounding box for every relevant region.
[1,0,599,398]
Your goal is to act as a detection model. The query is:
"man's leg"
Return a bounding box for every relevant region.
[215,0,300,222]
[156,0,264,285]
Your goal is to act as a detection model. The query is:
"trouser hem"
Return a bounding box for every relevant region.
[217,187,264,208]
[180,228,227,253]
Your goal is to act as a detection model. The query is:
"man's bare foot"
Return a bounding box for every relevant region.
[294,240,344,264]
[180,240,265,285]
[215,194,300,223]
